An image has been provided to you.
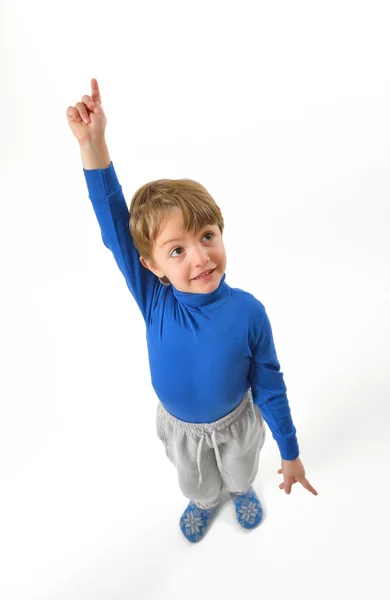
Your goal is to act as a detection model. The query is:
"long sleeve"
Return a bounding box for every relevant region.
[83,161,161,324]
[249,309,299,460]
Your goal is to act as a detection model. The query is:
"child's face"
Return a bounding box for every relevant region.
[139,208,227,293]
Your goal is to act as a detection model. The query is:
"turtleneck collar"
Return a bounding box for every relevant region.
[171,272,230,311]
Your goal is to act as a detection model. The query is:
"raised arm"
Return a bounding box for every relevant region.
[66,78,161,323]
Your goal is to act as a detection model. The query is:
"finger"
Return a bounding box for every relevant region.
[284,478,294,494]
[279,479,297,490]
[82,95,95,111]
[277,468,282,474]
[66,107,82,122]
[91,78,102,104]
[75,102,91,124]
[299,478,318,495]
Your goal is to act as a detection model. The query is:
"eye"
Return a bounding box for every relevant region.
[170,247,183,257]
[170,231,215,257]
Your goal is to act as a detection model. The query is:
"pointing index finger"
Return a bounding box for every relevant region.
[301,478,318,495]
[91,78,101,104]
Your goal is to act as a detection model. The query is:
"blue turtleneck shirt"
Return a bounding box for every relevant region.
[83,161,299,460]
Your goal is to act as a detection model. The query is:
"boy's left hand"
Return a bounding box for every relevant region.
[278,457,318,495]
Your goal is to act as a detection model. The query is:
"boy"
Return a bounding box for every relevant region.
[67,79,318,543]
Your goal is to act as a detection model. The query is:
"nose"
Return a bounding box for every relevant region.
[191,243,210,267]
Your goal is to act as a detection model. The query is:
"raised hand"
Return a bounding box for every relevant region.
[66,78,107,145]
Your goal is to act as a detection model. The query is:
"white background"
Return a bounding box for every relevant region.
[1,0,389,598]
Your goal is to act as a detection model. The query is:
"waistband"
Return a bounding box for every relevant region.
[157,388,252,435]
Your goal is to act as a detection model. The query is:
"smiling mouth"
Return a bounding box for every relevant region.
[192,267,216,280]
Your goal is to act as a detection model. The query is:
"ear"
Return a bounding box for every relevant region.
[139,256,165,278]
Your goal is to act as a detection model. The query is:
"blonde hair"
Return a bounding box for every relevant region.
[129,178,225,285]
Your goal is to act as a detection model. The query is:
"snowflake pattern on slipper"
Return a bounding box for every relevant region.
[179,500,218,543]
[230,486,263,529]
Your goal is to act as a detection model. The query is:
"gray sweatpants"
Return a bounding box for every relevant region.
[156,388,266,509]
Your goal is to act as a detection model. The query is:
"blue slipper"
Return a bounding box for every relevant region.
[179,500,218,543]
[230,487,263,529]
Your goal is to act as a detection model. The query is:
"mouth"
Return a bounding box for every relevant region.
[192,267,217,281]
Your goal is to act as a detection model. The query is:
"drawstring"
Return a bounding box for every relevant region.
[197,430,223,488]
[196,436,204,487]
